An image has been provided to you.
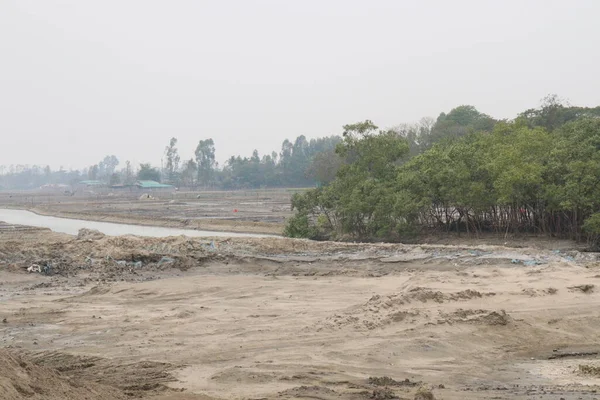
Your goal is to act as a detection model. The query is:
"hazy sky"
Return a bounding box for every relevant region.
[1,0,599,170]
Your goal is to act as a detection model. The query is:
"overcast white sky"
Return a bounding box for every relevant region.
[1,0,599,170]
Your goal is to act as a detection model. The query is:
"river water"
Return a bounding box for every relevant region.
[0,209,274,238]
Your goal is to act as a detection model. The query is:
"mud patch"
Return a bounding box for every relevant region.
[579,364,600,376]
[521,287,559,297]
[568,284,595,293]
[548,351,599,360]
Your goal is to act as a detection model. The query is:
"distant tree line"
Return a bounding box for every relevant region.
[0,134,341,190]
[285,96,600,246]
[157,134,342,189]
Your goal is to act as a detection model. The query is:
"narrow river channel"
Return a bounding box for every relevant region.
[0,209,274,238]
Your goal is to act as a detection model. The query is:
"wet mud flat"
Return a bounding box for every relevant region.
[0,189,297,235]
[0,220,49,233]
[2,229,600,399]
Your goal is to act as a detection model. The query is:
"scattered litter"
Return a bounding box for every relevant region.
[523,260,543,266]
[43,264,53,275]
[26,264,53,275]
[158,256,175,265]
[27,264,42,273]
[116,260,144,268]
[511,259,543,266]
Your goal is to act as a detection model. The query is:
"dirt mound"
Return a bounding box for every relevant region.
[441,309,512,326]
[0,349,126,400]
[210,367,279,384]
[368,376,419,387]
[479,310,512,325]
[406,287,494,302]
[414,386,436,400]
[0,234,215,281]
[321,287,496,331]
[26,351,177,397]
[76,228,105,240]
[323,309,421,331]
[278,385,339,399]
[370,388,400,399]
[367,288,494,308]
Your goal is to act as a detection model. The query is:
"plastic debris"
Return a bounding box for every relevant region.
[27,264,42,273]
[512,259,544,266]
[523,260,543,266]
[27,263,53,275]
[116,260,144,268]
[158,256,175,265]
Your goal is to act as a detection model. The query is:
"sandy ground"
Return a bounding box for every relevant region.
[2,228,600,399]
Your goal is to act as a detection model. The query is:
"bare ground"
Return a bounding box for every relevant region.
[1,228,600,399]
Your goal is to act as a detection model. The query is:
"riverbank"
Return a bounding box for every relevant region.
[0,190,291,235]
[0,209,275,238]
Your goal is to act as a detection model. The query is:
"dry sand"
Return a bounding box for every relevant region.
[1,229,600,399]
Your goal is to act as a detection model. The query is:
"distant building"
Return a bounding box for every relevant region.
[39,184,72,194]
[78,180,105,188]
[75,180,106,196]
[135,180,176,192]
[108,184,134,192]
[74,180,174,196]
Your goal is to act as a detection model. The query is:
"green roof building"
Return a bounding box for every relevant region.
[135,180,175,190]
[78,180,104,186]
